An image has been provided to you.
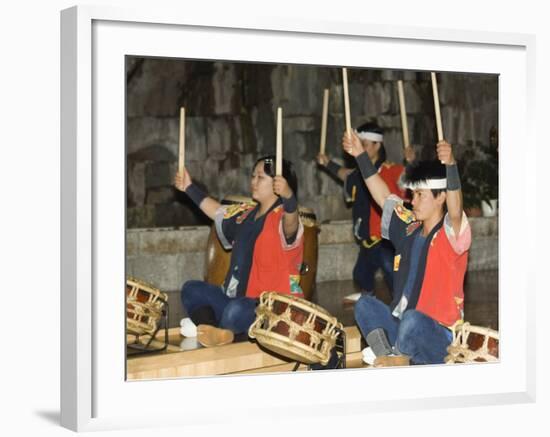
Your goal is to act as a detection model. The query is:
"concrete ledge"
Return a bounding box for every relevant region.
[127,226,209,256]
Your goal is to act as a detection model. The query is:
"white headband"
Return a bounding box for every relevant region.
[356,130,384,142]
[403,178,447,190]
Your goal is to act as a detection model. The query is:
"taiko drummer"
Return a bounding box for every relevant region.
[174,157,304,347]
[343,131,472,366]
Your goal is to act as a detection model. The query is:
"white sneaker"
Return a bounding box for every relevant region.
[180,336,201,351]
[361,347,377,365]
[180,317,197,337]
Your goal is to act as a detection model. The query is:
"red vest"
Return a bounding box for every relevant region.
[246,206,304,299]
[415,228,469,327]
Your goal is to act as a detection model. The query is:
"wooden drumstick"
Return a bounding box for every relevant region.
[319,88,329,155]
[397,80,410,148]
[431,72,444,142]
[178,107,185,174]
[342,68,352,137]
[276,107,283,175]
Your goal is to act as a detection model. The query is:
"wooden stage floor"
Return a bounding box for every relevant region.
[126,269,497,380]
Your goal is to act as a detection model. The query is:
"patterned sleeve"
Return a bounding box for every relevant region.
[343,170,357,203]
[381,194,416,250]
[214,203,253,250]
[443,211,472,255]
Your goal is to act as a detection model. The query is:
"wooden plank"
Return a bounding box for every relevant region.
[126,327,181,345]
[345,351,368,369]
[128,326,361,348]
[127,325,363,380]
[135,338,182,353]
[226,351,368,375]
[127,340,292,379]
[226,362,307,375]
[344,326,361,353]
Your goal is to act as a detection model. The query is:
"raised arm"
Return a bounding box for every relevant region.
[342,131,391,209]
[436,140,463,235]
[174,168,221,220]
[273,175,299,239]
[316,153,354,182]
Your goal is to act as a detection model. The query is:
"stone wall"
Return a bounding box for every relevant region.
[126,58,498,228]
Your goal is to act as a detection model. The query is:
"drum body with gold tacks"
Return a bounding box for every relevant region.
[248,291,343,366]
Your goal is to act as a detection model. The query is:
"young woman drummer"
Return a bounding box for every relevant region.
[174,156,304,347]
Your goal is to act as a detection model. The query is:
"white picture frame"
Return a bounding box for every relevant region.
[61,5,536,432]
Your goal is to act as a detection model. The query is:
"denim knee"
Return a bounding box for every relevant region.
[220,299,256,333]
[180,280,204,307]
[395,310,423,351]
[354,295,378,323]
[221,300,243,326]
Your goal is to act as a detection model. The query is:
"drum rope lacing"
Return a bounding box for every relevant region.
[249,291,343,365]
[444,322,499,364]
[127,278,168,336]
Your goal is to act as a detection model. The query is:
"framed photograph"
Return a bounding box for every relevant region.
[61,5,535,432]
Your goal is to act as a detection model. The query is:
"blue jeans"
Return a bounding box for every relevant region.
[354,295,453,364]
[353,240,394,295]
[180,280,257,334]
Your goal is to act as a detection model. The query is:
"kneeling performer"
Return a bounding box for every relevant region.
[342,131,471,366]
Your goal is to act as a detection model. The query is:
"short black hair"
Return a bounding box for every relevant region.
[356,121,383,136]
[403,160,446,197]
[254,155,299,199]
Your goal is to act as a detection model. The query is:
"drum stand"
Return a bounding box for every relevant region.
[332,327,347,369]
[127,301,170,356]
[303,327,347,371]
